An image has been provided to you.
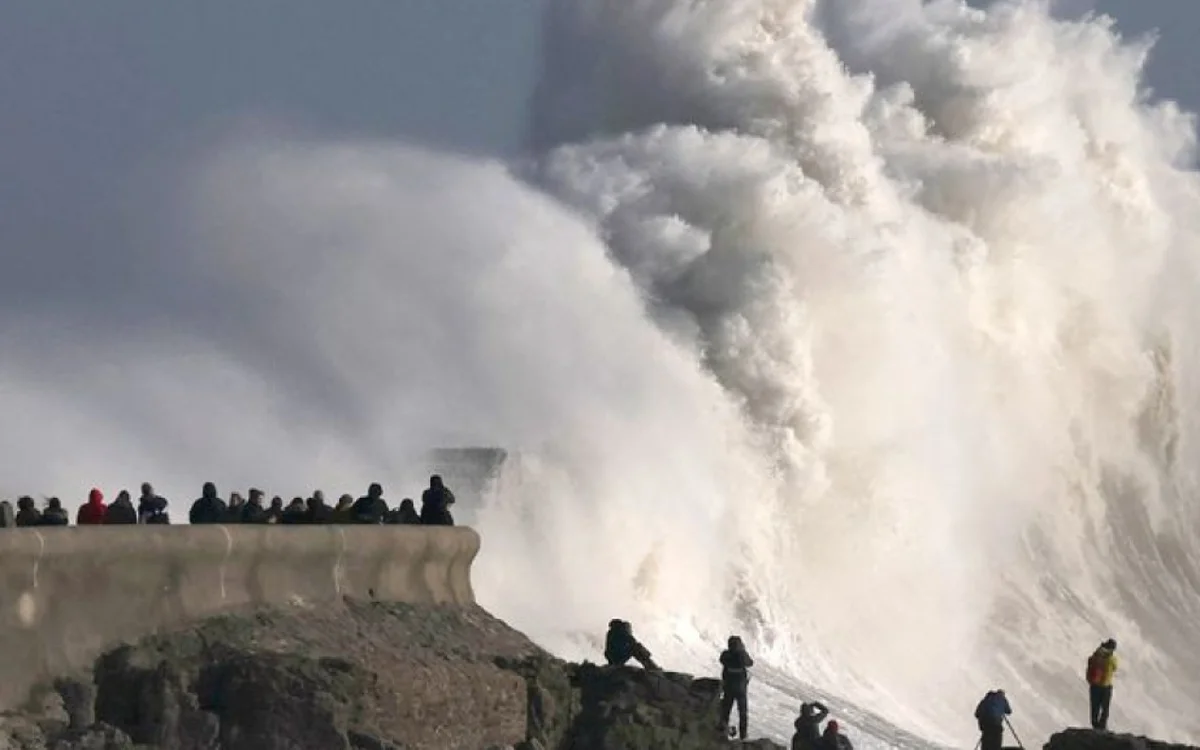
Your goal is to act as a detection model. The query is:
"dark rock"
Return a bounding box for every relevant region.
[51,680,94,732]
[1045,728,1198,750]
[198,652,370,750]
[504,657,761,749]
[48,724,133,750]
[2,599,790,750]
[12,599,544,750]
[346,729,401,750]
[94,648,218,749]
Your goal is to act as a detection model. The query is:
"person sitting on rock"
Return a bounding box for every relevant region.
[241,489,267,524]
[388,498,421,525]
[821,719,853,750]
[718,635,754,741]
[105,490,138,524]
[792,700,830,750]
[974,689,1011,750]
[352,483,389,524]
[39,497,69,526]
[137,483,170,524]
[603,619,660,670]
[77,488,108,525]
[189,482,227,524]
[419,475,456,525]
[14,496,42,527]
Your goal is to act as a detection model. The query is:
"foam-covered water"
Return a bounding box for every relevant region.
[4,0,1200,747]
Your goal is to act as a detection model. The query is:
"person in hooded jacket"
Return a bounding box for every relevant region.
[105,490,138,524]
[77,489,108,525]
[820,720,853,750]
[718,635,754,741]
[974,689,1012,750]
[224,492,246,523]
[419,475,455,525]
[241,489,268,524]
[333,494,355,523]
[792,701,830,750]
[265,496,284,524]
[281,497,307,524]
[1086,639,1118,730]
[189,482,227,524]
[603,619,660,670]
[40,498,70,526]
[14,497,42,527]
[305,492,334,524]
[388,498,421,525]
[352,484,389,524]
[137,483,170,524]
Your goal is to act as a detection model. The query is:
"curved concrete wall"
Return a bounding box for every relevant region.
[0,525,481,711]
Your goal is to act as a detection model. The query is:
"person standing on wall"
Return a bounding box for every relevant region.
[1086,638,1119,730]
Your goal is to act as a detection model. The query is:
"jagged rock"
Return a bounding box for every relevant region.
[50,680,94,732]
[559,662,786,750]
[0,715,49,750]
[48,724,133,750]
[5,599,786,750]
[346,729,401,750]
[1045,728,1199,750]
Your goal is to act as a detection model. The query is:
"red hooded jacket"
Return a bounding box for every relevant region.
[76,488,107,525]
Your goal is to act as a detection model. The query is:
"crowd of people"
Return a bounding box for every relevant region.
[0,476,459,529]
[602,619,1122,748]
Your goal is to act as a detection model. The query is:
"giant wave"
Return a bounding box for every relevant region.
[2,0,1199,747]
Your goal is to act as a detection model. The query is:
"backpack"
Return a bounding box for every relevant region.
[1086,651,1107,685]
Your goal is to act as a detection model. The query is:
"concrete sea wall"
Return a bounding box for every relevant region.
[0,525,481,710]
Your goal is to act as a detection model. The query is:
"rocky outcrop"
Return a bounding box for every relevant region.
[558,662,783,750]
[0,598,784,750]
[1045,729,1199,750]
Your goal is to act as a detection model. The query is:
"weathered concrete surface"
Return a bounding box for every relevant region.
[0,525,480,711]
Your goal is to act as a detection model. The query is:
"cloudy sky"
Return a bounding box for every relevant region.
[0,0,1193,343]
[1,2,1194,189]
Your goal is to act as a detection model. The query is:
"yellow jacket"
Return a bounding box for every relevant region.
[1089,648,1118,687]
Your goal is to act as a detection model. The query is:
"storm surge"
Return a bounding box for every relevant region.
[483,0,1200,745]
[2,0,1199,747]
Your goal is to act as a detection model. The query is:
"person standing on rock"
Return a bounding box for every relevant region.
[603,619,660,671]
[792,700,830,749]
[820,720,853,750]
[973,689,1011,750]
[1086,639,1118,730]
[718,635,754,741]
